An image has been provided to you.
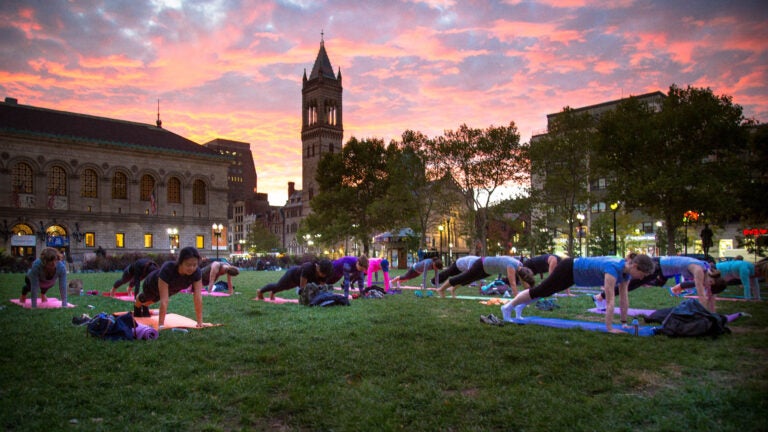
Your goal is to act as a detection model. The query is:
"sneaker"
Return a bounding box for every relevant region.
[134,305,143,316]
[487,314,504,326]
[141,305,151,317]
[480,315,495,325]
[72,314,91,326]
[592,294,606,311]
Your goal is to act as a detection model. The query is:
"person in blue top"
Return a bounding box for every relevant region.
[436,256,535,298]
[326,255,369,297]
[20,247,68,308]
[111,258,159,297]
[391,258,443,289]
[501,254,655,333]
[133,247,204,328]
[716,258,766,301]
[592,255,723,312]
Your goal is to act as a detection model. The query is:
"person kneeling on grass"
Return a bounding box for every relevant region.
[111,258,159,297]
[133,246,205,329]
[257,259,333,301]
[20,247,68,308]
[501,254,655,334]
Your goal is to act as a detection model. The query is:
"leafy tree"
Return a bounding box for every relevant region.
[303,137,390,255]
[245,222,281,254]
[737,124,768,224]
[594,85,747,255]
[529,108,595,257]
[434,122,528,255]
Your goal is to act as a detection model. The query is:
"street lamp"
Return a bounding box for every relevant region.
[682,211,699,255]
[212,223,223,259]
[438,224,444,261]
[167,227,178,254]
[610,202,619,256]
[576,212,585,257]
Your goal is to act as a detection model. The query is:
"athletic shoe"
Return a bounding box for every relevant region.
[592,294,606,311]
[487,314,504,326]
[141,305,151,317]
[134,305,143,316]
[72,314,91,326]
[480,314,493,324]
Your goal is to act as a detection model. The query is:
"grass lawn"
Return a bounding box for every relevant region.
[0,269,766,432]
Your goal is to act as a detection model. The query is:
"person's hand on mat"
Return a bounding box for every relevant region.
[670,284,683,295]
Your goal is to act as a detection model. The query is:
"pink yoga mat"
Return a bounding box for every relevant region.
[10,298,76,309]
[253,297,299,304]
[114,310,220,330]
[102,292,136,301]
[180,289,230,297]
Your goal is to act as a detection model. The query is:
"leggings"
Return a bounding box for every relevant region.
[528,258,575,299]
[22,276,54,296]
[448,259,489,287]
[259,267,301,295]
[432,263,462,285]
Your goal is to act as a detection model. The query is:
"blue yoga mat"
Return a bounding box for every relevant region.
[509,316,657,336]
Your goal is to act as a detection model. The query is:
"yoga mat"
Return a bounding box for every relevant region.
[684,295,755,302]
[180,289,230,297]
[587,308,656,317]
[507,316,656,336]
[114,310,219,330]
[102,292,136,301]
[455,295,509,301]
[10,298,76,309]
[253,297,299,304]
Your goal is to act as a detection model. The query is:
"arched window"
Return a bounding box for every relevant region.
[12,162,33,194]
[81,169,98,198]
[167,177,181,203]
[112,171,127,199]
[192,179,206,205]
[140,175,155,202]
[48,165,67,196]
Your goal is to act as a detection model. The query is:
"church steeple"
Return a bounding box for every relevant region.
[301,33,343,213]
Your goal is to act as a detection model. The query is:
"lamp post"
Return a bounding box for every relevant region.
[576,212,585,257]
[682,211,699,255]
[655,221,663,256]
[610,202,619,256]
[167,227,178,254]
[438,224,444,261]
[212,223,223,260]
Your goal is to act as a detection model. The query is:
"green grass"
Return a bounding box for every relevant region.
[1,270,766,431]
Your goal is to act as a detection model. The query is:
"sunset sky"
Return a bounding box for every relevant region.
[2,0,766,205]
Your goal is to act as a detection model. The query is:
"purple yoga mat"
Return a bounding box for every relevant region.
[587,307,656,316]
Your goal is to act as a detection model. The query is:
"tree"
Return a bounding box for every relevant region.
[303,137,390,255]
[594,85,747,255]
[245,222,280,254]
[434,122,529,255]
[529,108,595,257]
[736,124,768,224]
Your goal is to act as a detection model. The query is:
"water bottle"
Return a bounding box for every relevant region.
[172,328,189,333]
[79,288,84,296]
[631,318,639,336]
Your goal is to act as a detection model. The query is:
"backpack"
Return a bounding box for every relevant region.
[480,279,509,296]
[535,298,560,311]
[86,312,136,341]
[362,285,386,299]
[657,299,730,338]
[299,283,333,305]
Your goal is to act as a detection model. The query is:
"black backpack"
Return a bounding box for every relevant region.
[86,312,137,341]
[657,299,730,338]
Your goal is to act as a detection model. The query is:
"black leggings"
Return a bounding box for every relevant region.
[448,259,489,287]
[259,267,301,295]
[21,277,53,296]
[529,258,575,299]
[432,263,461,285]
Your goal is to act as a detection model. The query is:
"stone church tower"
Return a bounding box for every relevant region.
[301,36,343,215]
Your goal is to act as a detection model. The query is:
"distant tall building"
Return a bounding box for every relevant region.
[301,36,343,216]
[203,138,257,215]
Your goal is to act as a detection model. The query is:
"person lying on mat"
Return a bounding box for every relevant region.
[391,257,444,289]
[501,254,655,334]
[257,259,333,301]
[437,256,536,298]
[20,247,68,308]
[592,255,724,312]
[201,260,240,294]
[133,246,205,328]
[111,258,159,297]
[431,255,480,286]
[326,255,368,298]
[715,258,767,301]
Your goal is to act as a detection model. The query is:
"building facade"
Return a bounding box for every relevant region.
[0,97,230,264]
